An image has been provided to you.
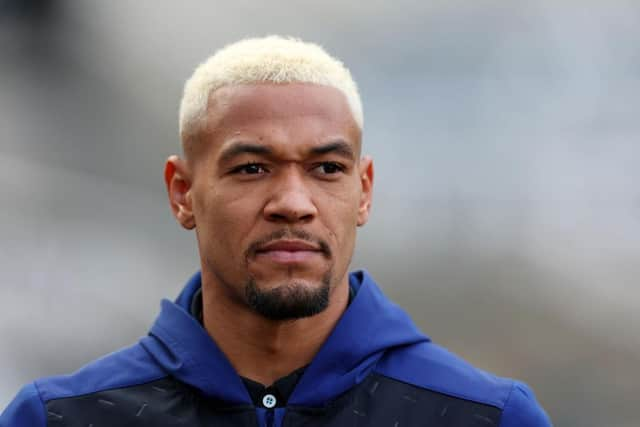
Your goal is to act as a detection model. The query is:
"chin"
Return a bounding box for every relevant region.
[243,271,333,320]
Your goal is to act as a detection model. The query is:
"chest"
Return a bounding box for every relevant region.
[45,375,501,427]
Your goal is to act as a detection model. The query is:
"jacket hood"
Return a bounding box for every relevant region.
[140,270,429,407]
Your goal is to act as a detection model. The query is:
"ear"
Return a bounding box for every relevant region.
[357,156,374,227]
[164,155,195,230]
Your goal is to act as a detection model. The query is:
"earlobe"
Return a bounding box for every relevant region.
[357,156,374,227]
[164,155,196,230]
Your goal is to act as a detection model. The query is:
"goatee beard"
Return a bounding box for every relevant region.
[244,270,332,320]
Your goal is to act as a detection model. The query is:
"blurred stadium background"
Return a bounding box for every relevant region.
[1,1,639,425]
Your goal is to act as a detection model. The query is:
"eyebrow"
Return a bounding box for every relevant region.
[218,143,273,164]
[218,140,356,164]
[310,141,356,161]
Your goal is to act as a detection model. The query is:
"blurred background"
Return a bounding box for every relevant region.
[1,0,639,425]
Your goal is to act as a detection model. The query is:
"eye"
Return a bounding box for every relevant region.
[313,162,346,175]
[231,162,268,175]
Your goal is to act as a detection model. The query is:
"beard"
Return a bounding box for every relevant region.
[239,228,333,320]
[243,269,332,320]
[204,228,335,320]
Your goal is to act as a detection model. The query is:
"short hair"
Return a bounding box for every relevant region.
[179,35,363,140]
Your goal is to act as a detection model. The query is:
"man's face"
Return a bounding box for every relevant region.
[166,83,373,320]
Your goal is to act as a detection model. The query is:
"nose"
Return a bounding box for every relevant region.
[263,168,317,224]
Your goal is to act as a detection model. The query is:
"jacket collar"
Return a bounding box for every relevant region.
[141,270,429,407]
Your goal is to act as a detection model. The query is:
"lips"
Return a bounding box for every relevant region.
[255,240,324,264]
[257,240,321,252]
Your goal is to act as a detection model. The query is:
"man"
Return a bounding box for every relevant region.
[1,36,552,426]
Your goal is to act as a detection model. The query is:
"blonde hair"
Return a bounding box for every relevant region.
[179,35,363,139]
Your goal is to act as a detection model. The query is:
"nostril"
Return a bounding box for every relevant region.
[299,213,314,222]
[266,211,315,223]
[268,212,287,222]
[263,189,318,222]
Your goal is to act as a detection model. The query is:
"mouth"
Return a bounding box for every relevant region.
[255,240,325,265]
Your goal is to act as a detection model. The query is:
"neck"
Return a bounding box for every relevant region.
[201,274,350,386]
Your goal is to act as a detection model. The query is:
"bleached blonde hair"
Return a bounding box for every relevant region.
[179,35,363,139]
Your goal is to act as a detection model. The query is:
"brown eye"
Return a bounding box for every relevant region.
[232,163,267,174]
[314,162,345,175]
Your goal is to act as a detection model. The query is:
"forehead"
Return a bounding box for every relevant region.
[201,83,361,153]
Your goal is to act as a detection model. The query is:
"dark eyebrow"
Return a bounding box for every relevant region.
[218,142,273,164]
[310,141,356,161]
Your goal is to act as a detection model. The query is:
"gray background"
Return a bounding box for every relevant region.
[1,1,639,426]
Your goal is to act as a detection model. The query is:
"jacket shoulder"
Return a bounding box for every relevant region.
[500,380,552,427]
[35,340,167,403]
[0,383,46,427]
[374,341,551,425]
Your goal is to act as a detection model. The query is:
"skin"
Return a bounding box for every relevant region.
[164,82,373,386]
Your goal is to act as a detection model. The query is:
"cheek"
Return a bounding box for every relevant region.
[194,184,257,252]
[321,190,361,245]
[334,181,363,224]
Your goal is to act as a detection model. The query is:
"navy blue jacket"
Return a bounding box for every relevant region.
[1,271,552,426]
